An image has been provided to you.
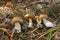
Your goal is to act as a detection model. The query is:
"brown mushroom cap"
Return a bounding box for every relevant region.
[24,14,35,21]
[38,14,48,21]
[11,16,23,25]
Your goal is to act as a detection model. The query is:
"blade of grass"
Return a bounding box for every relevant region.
[47,31,52,40]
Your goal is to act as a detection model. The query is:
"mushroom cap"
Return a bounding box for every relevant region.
[24,14,35,21]
[11,16,23,24]
[38,14,48,21]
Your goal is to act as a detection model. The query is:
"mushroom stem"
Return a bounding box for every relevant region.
[36,19,42,27]
[28,18,33,28]
[12,22,21,35]
[43,18,54,27]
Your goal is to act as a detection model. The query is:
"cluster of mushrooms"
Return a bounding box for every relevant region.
[0,3,55,40]
[0,12,55,39]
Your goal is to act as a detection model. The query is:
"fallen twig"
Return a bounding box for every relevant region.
[28,27,39,33]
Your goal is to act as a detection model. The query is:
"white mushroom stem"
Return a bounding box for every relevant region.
[36,19,42,27]
[43,18,54,27]
[12,22,21,35]
[28,18,33,28]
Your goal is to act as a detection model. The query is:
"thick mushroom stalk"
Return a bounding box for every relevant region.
[12,22,21,35]
[43,18,54,27]
[14,22,21,33]
[11,16,23,35]
[28,18,33,28]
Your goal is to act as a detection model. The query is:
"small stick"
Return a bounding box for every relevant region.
[30,27,39,33]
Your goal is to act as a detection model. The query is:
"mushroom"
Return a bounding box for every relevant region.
[39,14,54,27]
[11,16,23,34]
[24,13,35,28]
[35,14,48,27]
[0,28,13,40]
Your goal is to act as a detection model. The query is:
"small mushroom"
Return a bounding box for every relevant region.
[35,14,48,27]
[41,14,54,27]
[24,13,35,28]
[11,16,23,34]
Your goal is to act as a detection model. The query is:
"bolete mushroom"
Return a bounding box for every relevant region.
[35,14,48,27]
[11,16,23,34]
[24,13,35,28]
